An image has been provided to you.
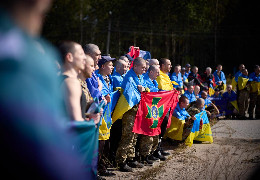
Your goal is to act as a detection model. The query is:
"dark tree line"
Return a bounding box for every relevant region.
[42,0,258,75]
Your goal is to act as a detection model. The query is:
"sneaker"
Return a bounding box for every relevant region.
[160,150,170,156]
[141,156,153,166]
[127,160,144,168]
[99,170,116,177]
[153,151,166,161]
[119,163,133,172]
[148,154,159,161]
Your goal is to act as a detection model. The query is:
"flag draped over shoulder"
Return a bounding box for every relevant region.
[99,90,120,140]
[156,70,173,91]
[209,84,215,96]
[112,68,145,123]
[185,110,213,147]
[70,120,99,179]
[132,90,179,136]
[238,76,249,90]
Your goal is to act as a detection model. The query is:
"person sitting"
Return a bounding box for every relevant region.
[213,64,226,91]
[166,95,196,141]
[222,84,239,119]
[201,91,220,119]
[170,64,183,90]
[183,84,197,105]
[188,66,204,87]
[201,67,216,89]
[194,85,201,99]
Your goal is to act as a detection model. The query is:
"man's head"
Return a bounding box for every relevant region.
[174,65,181,74]
[115,59,128,75]
[98,56,115,76]
[119,56,130,70]
[217,64,222,72]
[255,65,260,75]
[201,91,208,100]
[185,64,191,72]
[191,66,198,74]
[84,44,101,68]
[241,68,248,76]
[214,88,220,96]
[187,84,194,94]
[239,64,245,72]
[133,57,146,76]
[227,84,232,93]
[81,55,95,79]
[149,59,160,68]
[1,0,53,36]
[196,98,205,110]
[58,41,86,72]
[206,67,212,75]
[148,65,160,80]
[194,85,200,95]
[159,58,172,73]
[181,67,186,75]
[179,95,189,109]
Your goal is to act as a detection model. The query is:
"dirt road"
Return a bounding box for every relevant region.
[105,120,260,180]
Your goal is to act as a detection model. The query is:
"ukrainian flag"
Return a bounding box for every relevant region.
[112,68,145,123]
[209,84,215,96]
[185,110,213,147]
[156,70,173,91]
[165,116,185,141]
[238,76,249,90]
[99,90,120,140]
[231,77,237,90]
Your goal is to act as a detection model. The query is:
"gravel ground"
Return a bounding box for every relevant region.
[104,119,260,180]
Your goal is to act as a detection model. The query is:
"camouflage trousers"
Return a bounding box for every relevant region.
[139,135,159,157]
[116,106,138,164]
[238,90,249,117]
[248,92,260,118]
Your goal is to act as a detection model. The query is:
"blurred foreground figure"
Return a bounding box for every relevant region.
[0,0,88,179]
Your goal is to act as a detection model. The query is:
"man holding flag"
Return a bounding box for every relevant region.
[113,57,148,172]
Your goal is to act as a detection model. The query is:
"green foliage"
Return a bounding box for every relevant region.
[42,0,234,69]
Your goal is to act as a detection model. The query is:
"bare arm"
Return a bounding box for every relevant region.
[211,102,220,115]
[63,78,84,121]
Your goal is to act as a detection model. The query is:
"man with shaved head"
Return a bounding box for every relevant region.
[112,59,128,89]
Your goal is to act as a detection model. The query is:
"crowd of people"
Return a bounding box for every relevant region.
[1,1,260,180]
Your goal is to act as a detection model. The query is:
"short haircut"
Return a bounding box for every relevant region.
[115,59,126,68]
[187,84,194,89]
[192,66,198,70]
[179,95,188,103]
[196,98,205,107]
[159,58,170,67]
[133,57,145,66]
[148,65,159,73]
[84,43,99,55]
[149,59,159,66]
[57,41,77,64]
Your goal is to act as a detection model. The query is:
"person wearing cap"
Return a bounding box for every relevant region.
[95,55,116,177]
[213,64,226,91]
[185,63,191,77]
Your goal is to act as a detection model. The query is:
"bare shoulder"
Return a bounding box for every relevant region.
[62,77,81,93]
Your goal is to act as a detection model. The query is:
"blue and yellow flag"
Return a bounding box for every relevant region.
[112,68,145,122]
[209,84,215,96]
[99,90,120,140]
[165,116,185,141]
[185,110,213,147]
[156,70,173,91]
[238,76,249,90]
